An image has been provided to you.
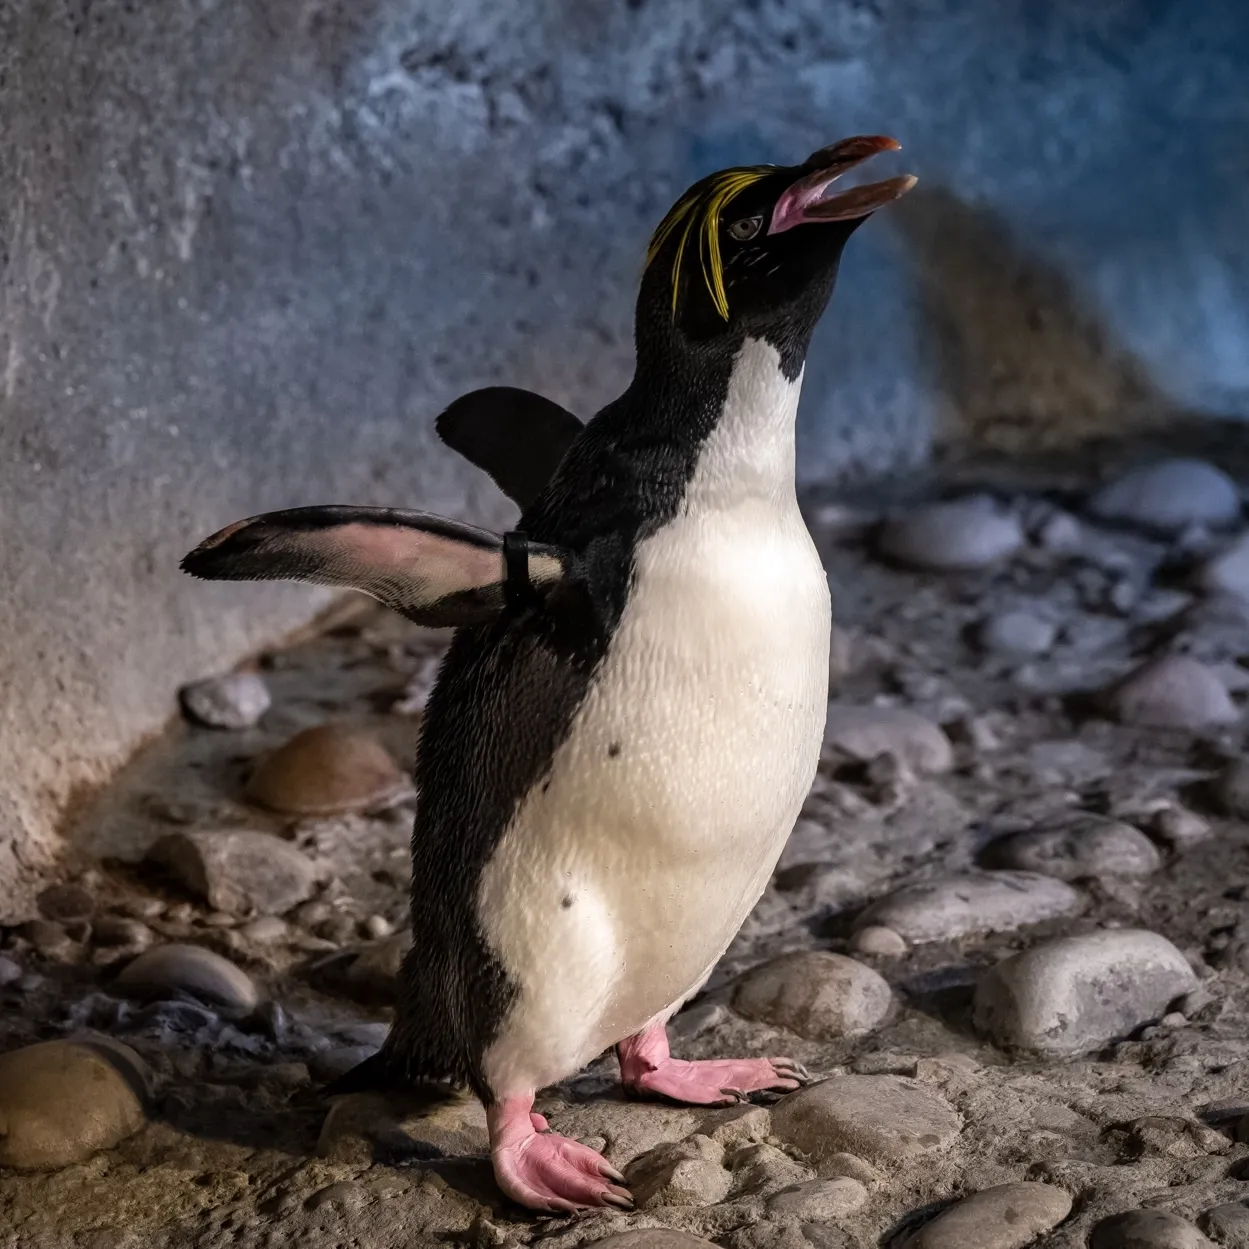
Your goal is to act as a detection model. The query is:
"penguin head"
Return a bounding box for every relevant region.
[639,135,915,354]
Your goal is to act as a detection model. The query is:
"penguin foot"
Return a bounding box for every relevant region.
[618,1024,807,1106]
[489,1095,633,1215]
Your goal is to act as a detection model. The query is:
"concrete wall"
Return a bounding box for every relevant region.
[1,0,1247,918]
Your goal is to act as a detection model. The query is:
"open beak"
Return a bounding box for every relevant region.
[768,135,917,235]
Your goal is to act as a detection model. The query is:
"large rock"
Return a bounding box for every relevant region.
[981,816,1161,881]
[0,1039,149,1169]
[116,943,260,1009]
[771,1075,960,1164]
[855,872,1082,944]
[973,928,1198,1055]
[1202,1204,1249,1248]
[145,829,318,915]
[876,497,1024,571]
[734,951,892,1040]
[1089,459,1241,535]
[1106,655,1239,730]
[246,724,411,815]
[1090,1209,1213,1248]
[824,705,953,774]
[902,1183,1072,1248]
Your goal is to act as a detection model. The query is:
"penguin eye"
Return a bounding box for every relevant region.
[726,215,763,242]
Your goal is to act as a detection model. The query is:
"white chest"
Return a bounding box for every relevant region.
[478,339,831,1093]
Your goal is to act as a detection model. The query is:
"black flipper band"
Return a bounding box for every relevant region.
[503,530,534,609]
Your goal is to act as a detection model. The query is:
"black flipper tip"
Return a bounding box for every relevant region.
[321,1051,393,1099]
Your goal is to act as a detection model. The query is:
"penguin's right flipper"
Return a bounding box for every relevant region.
[435,387,583,511]
[181,505,568,628]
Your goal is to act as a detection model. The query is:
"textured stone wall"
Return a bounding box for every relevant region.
[1,0,1246,917]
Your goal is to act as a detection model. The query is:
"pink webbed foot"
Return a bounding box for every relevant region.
[617,1023,808,1107]
[489,1096,633,1215]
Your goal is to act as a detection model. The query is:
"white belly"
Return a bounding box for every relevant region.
[477,339,830,1095]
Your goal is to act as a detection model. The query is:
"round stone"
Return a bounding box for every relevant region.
[91,916,154,950]
[1090,1209,1213,1248]
[851,925,907,957]
[179,671,271,730]
[854,871,1082,944]
[145,829,319,916]
[877,497,1024,571]
[771,1074,960,1164]
[973,928,1197,1056]
[116,943,260,1009]
[0,955,21,986]
[1089,459,1241,535]
[246,723,411,815]
[35,883,95,923]
[981,816,1161,881]
[1202,1204,1249,1247]
[824,704,954,774]
[239,915,289,946]
[1106,655,1239,730]
[978,610,1057,656]
[766,1177,868,1220]
[734,951,892,1040]
[1218,759,1249,818]
[1197,534,1249,601]
[902,1182,1072,1249]
[1151,806,1212,850]
[0,1039,149,1169]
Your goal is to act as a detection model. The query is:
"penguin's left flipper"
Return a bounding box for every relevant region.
[435,387,583,511]
[181,504,570,628]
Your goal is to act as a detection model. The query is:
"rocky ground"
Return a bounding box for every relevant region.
[8,456,1249,1248]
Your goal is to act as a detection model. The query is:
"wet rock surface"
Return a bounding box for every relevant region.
[13,474,1249,1244]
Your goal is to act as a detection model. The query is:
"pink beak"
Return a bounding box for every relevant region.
[768,135,917,236]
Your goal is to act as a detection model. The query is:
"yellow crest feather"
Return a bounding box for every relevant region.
[646,166,773,319]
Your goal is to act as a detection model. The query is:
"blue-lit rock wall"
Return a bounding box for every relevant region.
[0,0,1245,913]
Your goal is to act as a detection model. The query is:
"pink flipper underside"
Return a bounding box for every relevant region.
[617,1022,808,1106]
[488,1095,632,1214]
